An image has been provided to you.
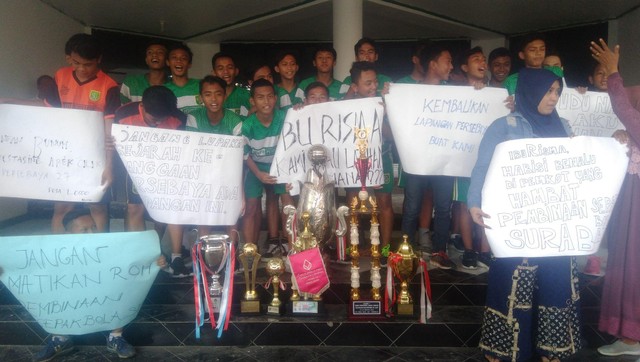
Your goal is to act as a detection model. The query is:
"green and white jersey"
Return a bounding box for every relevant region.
[242,110,285,164]
[165,78,201,114]
[340,73,392,95]
[395,75,420,84]
[224,85,251,117]
[186,107,242,136]
[297,77,345,101]
[120,74,151,104]
[275,85,304,112]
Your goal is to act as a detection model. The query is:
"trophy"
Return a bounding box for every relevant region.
[265,257,286,315]
[238,242,261,313]
[348,127,384,320]
[391,235,420,316]
[192,234,234,338]
[200,235,230,313]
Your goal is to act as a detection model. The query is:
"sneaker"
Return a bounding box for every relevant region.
[379,255,388,268]
[33,336,74,362]
[106,335,136,359]
[477,252,494,268]
[597,340,640,356]
[583,255,603,276]
[450,234,465,253]
[461,250,478,269]
[263,238,288,258]
[430,251,456,270]
[418,229,431,250]
[170,257,193,278]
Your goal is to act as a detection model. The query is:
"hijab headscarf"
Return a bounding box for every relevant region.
[515,67,567,138]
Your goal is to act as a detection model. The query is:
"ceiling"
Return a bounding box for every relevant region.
[41,0,640,43]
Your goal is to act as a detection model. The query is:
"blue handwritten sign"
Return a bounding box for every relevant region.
[0,231,160,334]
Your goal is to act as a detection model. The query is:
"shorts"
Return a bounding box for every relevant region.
[126,175,142,204]
[244,161,286,199]
[453,177,470,203]
[379,148,394,193]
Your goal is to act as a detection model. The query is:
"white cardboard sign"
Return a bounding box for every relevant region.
[113,124,243,226]
[0,104,106,202]
[269,97,384,195]
[385,83,510,177]
[557,87,625,137]
[481,136,628,257]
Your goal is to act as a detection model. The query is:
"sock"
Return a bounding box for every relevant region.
[419,228,430,245]
[450,233,460,239]
[171,253,181,262]
[109,331,122,340]
[52,335,69,342]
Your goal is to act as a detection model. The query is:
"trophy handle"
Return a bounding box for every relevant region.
[283,205,297,242]
[336,205,349,237]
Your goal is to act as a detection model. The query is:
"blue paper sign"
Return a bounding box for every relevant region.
[0,230,160,334]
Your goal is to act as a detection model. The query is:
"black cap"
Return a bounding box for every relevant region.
[142,86,186,122]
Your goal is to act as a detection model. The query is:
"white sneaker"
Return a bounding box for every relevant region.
[597,340,640,356]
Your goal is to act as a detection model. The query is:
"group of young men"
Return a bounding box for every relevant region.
[5,31,609,361]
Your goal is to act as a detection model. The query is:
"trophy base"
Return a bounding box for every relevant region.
[348,299,385,320]
[240,299,261,314]
[266,304,284,316]
[287,300,325,316]
[396,303,415,317]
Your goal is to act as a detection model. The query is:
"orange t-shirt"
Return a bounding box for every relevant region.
[54,66,119,117]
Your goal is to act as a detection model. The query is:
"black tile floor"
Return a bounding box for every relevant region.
[0,217,630,361]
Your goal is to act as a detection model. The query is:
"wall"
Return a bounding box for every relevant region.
[616,6,640,85]
[0,1,83,222]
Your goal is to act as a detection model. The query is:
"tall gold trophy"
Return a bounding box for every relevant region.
[391,235,420,316]
[238,242,261,314]
[348,127,385,320]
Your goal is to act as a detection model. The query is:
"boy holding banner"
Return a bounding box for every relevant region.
[186,75,243,240]
[401,43,457,269]
[242,79,292,256]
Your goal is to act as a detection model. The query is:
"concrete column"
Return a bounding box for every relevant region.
[186,42,221,79]
[333,0,362,80]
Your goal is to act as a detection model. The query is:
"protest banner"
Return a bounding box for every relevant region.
[385,83,510,177]
[113,124,243,226]
[0,104,106,202]
[269,98,384,195]
[481,136,628,258]
[0,230,160,335]
[557,87,624,137]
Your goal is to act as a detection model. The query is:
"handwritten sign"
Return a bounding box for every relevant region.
[0,231,160,335]
[0,104,106,202]
[113,124,243,226]
[481,137,628,258]
[385,84,510,177]
[557,88,624,137]
[269,98,384,195]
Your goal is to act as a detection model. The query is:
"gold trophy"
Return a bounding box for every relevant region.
[391,235,420,316]
[266,257,285,315]
[238,242,261,313]
[348,127,384,320]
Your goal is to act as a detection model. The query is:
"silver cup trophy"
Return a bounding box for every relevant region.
[199,234,230,313]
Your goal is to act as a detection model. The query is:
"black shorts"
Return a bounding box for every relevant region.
[126,175,142,204]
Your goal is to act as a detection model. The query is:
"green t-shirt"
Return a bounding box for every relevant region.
[395,75,420,84]
[275,85,304,112]
[241,110,286,164]
[120,74,151,104]
[224,85,251,117]
[186,107,242,136]
[297,77,345,101]
[165,78,201,114]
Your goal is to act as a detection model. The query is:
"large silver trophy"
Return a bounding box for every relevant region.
[200,234,230,313]
[284,144,348,314]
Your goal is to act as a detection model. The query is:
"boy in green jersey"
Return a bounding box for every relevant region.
[165,43,201,114]
[211,52,251,117]
[297,46,344,101]
[341,38,392,98]
[274,50,304,112]
[120,42,168,104]
[186,75,243,241]
[241,79,292,256]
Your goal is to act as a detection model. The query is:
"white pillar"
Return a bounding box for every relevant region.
[186,42,221,79]
[333,0,362,80]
